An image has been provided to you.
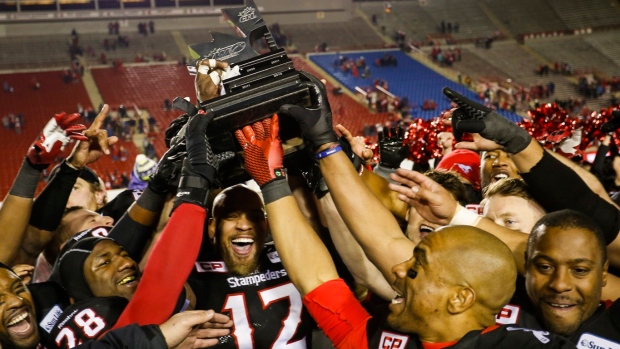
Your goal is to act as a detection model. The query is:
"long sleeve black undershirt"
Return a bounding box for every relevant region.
[521,150,620,244]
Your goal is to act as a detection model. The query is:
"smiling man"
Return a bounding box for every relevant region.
[501,210,620,345]
[480,150,521,190]
[0,266,39,349]
[188,184,313,348]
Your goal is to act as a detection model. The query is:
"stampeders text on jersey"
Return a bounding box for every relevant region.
[227,268,288,288]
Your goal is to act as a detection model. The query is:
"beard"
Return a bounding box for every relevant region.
[220,244,261,276]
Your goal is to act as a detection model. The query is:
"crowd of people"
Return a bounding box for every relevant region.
[1,56,619,349]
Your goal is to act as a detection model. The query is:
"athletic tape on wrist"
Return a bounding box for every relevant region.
[449,204,482,226]
[197,65,210,75]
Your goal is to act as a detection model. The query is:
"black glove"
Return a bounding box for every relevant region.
[147,140,186,195]
[378,127,409,169]
[299,150,329,198]
[279,71,338,150]
[185,111,218,186]
[601,110,620,133]
[172,111,218,211]
[443,87,531,154]
[165,113,190,148]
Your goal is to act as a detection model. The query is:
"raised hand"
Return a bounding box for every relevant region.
[378,126,409,169]
[600,110,620,133]
[335,124,373,163]
[195,59,230,103]
[27,111,88,168]
[173,111,218,210]
[279,71,338,150]
[147,139,187,195]
[234,114,284,187]
[388,168,458,226]
[443,87,531,154]
[66,104,119,169]
[185,111,218,186]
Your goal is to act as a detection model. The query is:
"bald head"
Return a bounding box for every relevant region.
[432,226,517,314]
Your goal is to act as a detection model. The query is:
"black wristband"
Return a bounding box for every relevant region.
[261,179,292,205]
[172,174,210,212]
[9,158,42,198]
[136,186,167,213]
[30,161,81,231]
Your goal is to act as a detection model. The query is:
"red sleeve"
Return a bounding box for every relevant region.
[302,279,372,349]
[112,203,206,328]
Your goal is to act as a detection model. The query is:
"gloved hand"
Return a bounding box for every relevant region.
[147,140,187,195]
[173,111,218,210]
[443,87,531,154]
[165,113,190,148]
[300,159,328,198]
[601,110,620,133]
[235,115,285,187]
[378,127,409,169]
[27,112,88,168]
[279,71,338,150]
[235,114,290,204]
[185,110,218,186]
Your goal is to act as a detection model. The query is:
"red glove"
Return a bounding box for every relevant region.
[235,114,284,187]
[27,112,88,167]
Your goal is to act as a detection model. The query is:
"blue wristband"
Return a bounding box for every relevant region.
[316,145,342,160]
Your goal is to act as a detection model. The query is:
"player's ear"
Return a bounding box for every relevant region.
[447,286,475,314]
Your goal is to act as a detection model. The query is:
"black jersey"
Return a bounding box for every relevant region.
[30,281,72,349]
[447,326,576,348]
[188,242,312,348]
[97,189,140,222]
[49,297,128,349]
[366,322,575,349]
[366,309,421,349]
[497,285,620,348]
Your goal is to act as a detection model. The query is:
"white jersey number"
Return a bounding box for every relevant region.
[222,282,306,349]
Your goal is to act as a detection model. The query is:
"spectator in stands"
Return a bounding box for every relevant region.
[128,154,157,191]
[31,77,40,91]
[149,20,155,34]
[3,81,13,93]
[118,35,129,48]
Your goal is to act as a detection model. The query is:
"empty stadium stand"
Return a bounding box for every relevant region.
[309,49,522,122]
